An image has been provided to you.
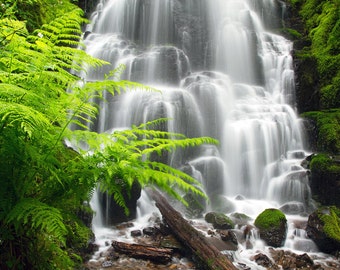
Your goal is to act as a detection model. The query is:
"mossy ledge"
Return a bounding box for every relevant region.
[302,109,340,154]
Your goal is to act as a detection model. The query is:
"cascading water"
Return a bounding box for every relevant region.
[82,0,322,267]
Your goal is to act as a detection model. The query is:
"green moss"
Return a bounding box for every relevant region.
[294,0,339,110]
[288,0,303,7]
[281,28,303,39]
[303,110,340,153]
[254,209,287,230]
[318,206,340,242]
[205,212,235,229]
[310,154,340,173]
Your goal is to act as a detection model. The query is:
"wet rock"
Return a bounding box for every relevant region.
[254,209,287,247]
[253,253,278,269]
[101,260,114,268]
[306,206,340,254]
[160,235,184,252]
[216,230,238,251]
[205,212,235,230]
[280,201,306,215]
[131,230,142,237]
[218,230,238,246]
[270,249,314,269]
[230,212,252,226]
[235,194,245,200]
[115,222,134,230]
[206,236,237,251]
[142,226,159,236]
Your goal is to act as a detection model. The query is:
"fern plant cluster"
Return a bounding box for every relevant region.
[0,1,217,269]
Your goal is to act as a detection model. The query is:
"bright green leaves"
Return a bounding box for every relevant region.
[84,119,218,207]
[0,2,220,269]
[6,198,68,245]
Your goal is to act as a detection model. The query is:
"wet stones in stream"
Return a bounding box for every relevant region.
[84,218,340,270]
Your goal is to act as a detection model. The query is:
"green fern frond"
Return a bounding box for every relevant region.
[0,101,50,138]
[6,198,67,244]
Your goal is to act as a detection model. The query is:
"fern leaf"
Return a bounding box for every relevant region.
[6,198,67,245]
[0,101,50,138]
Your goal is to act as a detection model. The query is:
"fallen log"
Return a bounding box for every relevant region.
[147,188,237,270]
[112,240,173,263]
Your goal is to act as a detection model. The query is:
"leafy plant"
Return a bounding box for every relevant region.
[0,2,217,269]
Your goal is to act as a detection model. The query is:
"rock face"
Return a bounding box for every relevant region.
[254,209,287,248]
[306,206,340,254]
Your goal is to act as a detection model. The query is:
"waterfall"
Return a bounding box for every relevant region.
[83,0,313,233]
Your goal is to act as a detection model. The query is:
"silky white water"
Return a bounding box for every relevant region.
[81,0,322,267]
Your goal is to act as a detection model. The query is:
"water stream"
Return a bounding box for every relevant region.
[80,0,331,268]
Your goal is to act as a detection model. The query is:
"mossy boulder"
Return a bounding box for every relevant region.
[205,212,235,230]
[254,209,287,247]
[306,206,340,254]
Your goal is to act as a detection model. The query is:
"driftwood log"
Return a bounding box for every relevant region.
[112,240,173,263]
[147,188,237,270]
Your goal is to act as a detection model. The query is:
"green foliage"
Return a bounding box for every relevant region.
[318,206,340,242]
[281,27,303,39]
[254,208,287,230]
[0,2,218,269]
[77,119,217,210]
[303,109,340,154]
[298,0,340,110]
[1,0,77,32]
[309,153,340,173]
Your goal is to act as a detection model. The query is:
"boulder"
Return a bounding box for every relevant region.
[279,201,306,215]
[230,212,252,226]
[205,212,235,230]
[306,206,340,254]
[254,208,287,247]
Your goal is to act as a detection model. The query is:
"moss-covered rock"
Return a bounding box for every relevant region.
[306,206,340,254]
[205,212,235,230]
[307,153,340,207]
[254,209,287,247]
[302,110,340,154]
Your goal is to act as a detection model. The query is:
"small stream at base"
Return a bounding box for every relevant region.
[85,191,339,270]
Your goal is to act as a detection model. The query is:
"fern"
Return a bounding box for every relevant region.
[6,198,67,245]
[0,2,219,269]
[0,101,50,138]
[85,120,218,208]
